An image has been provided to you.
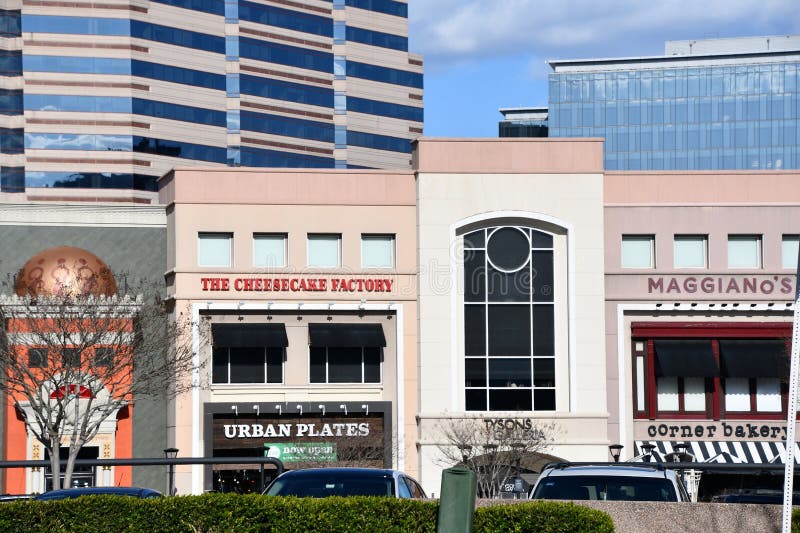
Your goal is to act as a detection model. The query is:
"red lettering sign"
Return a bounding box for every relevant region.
[201,277,394,293]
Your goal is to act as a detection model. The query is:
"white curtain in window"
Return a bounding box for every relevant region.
[728,236,760,268]
[198,234,231,267]
[674,236,705,268]
[657,377,679,411]
[725,378,750,411]
[683,377,706,411]
[782,236,800,269]
[254,235,285,267]
[362,235,393,268]
[756,378,782,412]
[621,236,653,268]
[308,235,339,267]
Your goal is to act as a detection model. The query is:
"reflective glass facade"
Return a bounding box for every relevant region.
[549,60,800,170]
[3,0,421,193]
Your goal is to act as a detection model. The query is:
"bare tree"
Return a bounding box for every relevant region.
[0,284,197,490]
[435,418,559,498]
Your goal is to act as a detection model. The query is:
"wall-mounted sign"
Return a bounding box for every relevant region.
[647,276,793,296]
[223,422,371,439]
[639,421,788,441]
[264,442,336,462]
[200,277,394,293]
[484,418,546,441]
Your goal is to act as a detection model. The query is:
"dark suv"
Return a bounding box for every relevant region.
[263,468,426,498]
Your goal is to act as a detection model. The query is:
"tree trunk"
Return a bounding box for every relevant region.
[63,446,78,489]
[49,436,61,491]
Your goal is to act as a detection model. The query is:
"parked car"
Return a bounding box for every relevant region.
[530,463,689,502]
[711,490,800,504]
[34,486,162,501]
[263,468,426,498]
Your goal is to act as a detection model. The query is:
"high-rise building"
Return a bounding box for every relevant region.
[0,0,422,195]
[498,107,548,138]
[503,35,800,171]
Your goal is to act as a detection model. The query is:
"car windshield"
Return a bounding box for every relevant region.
[533,475,677,502]
[265,472,395,497]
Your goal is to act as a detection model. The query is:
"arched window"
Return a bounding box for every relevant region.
[463,226,555,411]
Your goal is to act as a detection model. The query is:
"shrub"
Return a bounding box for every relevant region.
[473,501,615,533]
[0,495,613,533]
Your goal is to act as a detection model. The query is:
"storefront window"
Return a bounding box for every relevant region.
[211,324,288,384]
[633,325,790,419]
[463,226,556,412]
[308,323,385,384]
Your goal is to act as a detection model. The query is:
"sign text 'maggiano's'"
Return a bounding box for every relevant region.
[200,277,393,293]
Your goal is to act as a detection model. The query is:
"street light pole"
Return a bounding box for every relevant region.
[164,448,178,495]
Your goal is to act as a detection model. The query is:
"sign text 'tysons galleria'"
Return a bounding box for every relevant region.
[200,277,393,293]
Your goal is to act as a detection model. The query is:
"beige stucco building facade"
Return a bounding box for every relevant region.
[414,139,610,493]
[159,168,418,493]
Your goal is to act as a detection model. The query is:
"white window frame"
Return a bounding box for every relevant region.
[198,232,233,267]
[621,234,655,269]
[727,234,762,269]
[253,233,287,268]
[361,234,395,269]
[673,234,707,269]
[307,233,341,268]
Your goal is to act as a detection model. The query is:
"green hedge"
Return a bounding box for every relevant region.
[0,494,613,533]
[474,501,614,533]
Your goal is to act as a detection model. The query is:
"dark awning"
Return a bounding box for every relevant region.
[654,339,719,377]
[719,339,788,378]
[308,323,386,347]
[211,324,288,347]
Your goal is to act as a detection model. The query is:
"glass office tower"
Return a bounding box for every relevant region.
[0,0,422,193]
[547,36,799,170]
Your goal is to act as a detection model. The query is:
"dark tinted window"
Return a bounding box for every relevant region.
[533,475,677,502]
[28,348,47,368]
[346,25,407,51]
[239,1,332,36]
[229,347,265,383]
[266,472,395,497]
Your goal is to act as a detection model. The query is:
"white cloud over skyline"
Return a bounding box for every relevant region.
[409,0,799,73]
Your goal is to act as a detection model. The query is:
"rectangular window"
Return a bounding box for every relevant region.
[307,234,340,268]
[674,235,707,268]
[212,347,283,384]
[621,235,654,268]
[724,378,751,412]
[94,348,114,368]
[727,234,761,268]
[782,235,799,269]
[198,232,232,267]
[361,234,394,268]
[309,346,381,384]
[253,233,286,268]
[62,348,81,368]
[28,348,47,368]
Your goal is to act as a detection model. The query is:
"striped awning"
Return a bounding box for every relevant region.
[634,440,800,465]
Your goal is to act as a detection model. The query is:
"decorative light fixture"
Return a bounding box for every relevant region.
[231,405,238,416]
[253,404,260,416]
[318,404,325,416]
[274,404,282,415]
[608,444,624,463]
[362,404,369,416]
[340,403,347,415]
[164,447,179,496]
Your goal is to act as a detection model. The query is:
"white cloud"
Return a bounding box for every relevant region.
[409,0,800,72]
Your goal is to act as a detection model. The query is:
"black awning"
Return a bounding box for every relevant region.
[308,323,386,347]
[654,339,719,377]
[211,323,288,347]
[719,339,788,378]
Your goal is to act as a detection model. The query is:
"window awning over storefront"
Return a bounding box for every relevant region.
[635,440,800,465]
[308,323,386,347]
[719,339,788,378]
[654,339,719,377]
[212,324,288,347]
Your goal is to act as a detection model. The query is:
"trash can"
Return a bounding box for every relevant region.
[436,466,477,533]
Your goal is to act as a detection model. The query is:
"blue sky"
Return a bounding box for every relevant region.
[408,0,800,137]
